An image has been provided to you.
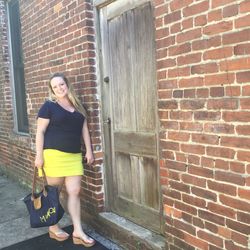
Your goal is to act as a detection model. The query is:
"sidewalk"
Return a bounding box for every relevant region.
[0,172,121,250]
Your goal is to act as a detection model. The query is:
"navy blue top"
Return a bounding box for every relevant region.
[38,101,85,153]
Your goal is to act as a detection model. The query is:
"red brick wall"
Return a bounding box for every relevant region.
[0,0,250,249]
[154,0,250,249]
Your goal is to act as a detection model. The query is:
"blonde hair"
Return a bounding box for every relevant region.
[48,72,87,117]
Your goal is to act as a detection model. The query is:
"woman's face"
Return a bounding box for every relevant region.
[50,76,69,99]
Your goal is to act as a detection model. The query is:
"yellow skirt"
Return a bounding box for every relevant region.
[39,149,84,177]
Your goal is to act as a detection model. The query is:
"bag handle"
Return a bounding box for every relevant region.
[31,167,48,199]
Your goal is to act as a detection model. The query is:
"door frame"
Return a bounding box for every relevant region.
[94,0,164,233]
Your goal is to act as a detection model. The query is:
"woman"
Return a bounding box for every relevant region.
[35,72,95,247]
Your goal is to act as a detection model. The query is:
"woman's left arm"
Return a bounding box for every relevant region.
[82,119,94,165]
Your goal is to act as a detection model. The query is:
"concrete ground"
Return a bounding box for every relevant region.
[0,172,121,250]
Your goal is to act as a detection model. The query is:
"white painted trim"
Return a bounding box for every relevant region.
[106,0,150,20]
[6,2,18,133]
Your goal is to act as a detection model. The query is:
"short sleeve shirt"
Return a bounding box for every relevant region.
[38,101,85,153]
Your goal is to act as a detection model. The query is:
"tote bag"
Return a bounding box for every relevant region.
[23,168,64,228]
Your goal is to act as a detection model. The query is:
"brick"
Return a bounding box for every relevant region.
[201,157,214,168]
[156,27,169,40]
[212,0,237,8]
[180,122,203,131]
[158,79,178,89]
[207,180,237,196]
[195,15,207,26]
[165,160,187,171]
[180,100,205,110]
[242,85,250,96]
[237,211,250,225]
[215,170,245,186]
[170,111,192,120]
[192,186,217,202]
[204,21,233,36]
[221,136,250,150]
[157,36,175,49]
[208,202,236,219]
[197,88,209,98]
[184,89,195,98]
[223,29,250,45]
[183,1,209,17]
[223,111,250,122]
[241,98,250,109]
[220,195,250,213]
[210,87,224,97]
[168,131,190,141]
[188,155,200,165]
[174,219,196,235]
[203,47,232,60]
[234,43,250,55]
[158,100,178,109]
[235,14,250,28]
[197,230,223,247]
[220,57,250,71]
[192,36,221,51]
[226,219,250,235]
[177,52,202,66]
[207,99,238,110]
[207,146,235,159]
[194,111,221,121]
[225,86,241,97]
[184,233,209,250]
[191,63,218,74]
[175,200,197,215]
[181,174,206,188]
[188,165,213,178]
[230,161,245,174]
[179,77,203,88]
[231,231,249,247]
[155,3,168,17]
[204,73,235,86]
[225,240,249,250]
[218,226,231,239]
[181,144,205,154]
[237,151,250,162]
[177,28,202,44]
[223,4,239,17]
[182,18,193,30]
[169,67,190,78]
[208,9,222,22]
[160,140,179,151]
[164,10,181,25]
[198,210,225,225]
[170,22,181,34]
[238,188,250,200]
[240,0,250,13]
[168,43,191,56]
[192,133,219,145]
[236,125,250,135]
[236,71,250,83]
[170,0,194,11]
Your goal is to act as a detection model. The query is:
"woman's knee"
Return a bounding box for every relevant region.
[66,185,81,196]
[65,176,82,196]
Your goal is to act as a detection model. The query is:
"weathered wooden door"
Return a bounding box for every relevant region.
[98,0,161,232]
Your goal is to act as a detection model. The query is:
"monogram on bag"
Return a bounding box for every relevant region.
[23,168,64,228]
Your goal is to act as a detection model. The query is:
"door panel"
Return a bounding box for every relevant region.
[99,1,161,232]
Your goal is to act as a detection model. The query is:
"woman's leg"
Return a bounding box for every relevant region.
[46,176,69,238]
[65,175,94,244]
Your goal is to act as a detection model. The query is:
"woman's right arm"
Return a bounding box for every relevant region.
[35,118,50,168]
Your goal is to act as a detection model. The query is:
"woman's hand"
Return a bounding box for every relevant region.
[85,151,95,165]
[35,155,44,168]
